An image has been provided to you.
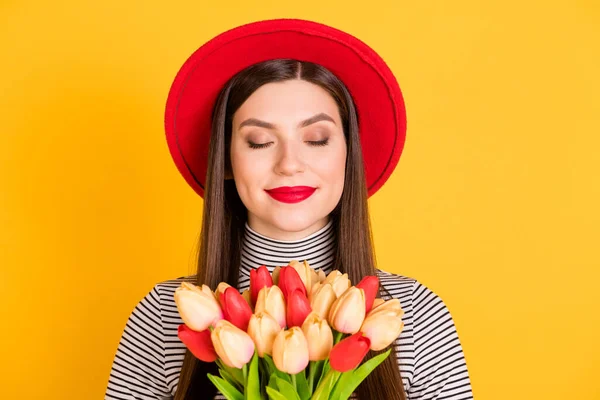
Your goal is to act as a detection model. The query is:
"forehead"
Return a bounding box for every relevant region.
[232,79,341,124]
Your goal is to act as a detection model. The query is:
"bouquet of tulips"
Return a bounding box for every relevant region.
[174,260,405,400]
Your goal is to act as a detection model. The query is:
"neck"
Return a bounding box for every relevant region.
[246,216,330,241]
[238,219,336,283]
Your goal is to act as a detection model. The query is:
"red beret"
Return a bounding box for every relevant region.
[165,18,407,198]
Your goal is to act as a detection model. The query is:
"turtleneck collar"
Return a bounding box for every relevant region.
[238,220,336,285]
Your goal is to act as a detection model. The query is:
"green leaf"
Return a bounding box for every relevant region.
[330,349,392,400]
[246,352,262,400]
[266,386,288,400]
[294,371,311,400]
[262,355,292,384]
[268,374,279,391]
[311,369,341,400]
[260,362,269,399]
[316,360,330,389]
[262,355,275,375]
[329,371,353,400]
[217,359,244,386]
[309,360,324,394]
[263,356,279,377]
[259,357,269,377]
[274,377,301,400]
[219,369,243,392]
[207,373,244,400]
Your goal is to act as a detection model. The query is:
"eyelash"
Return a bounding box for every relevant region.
[248,139,329,149]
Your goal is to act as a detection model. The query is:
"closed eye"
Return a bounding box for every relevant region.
[247,138,329,149]
[248,141,272,149]
[308,139,329,147]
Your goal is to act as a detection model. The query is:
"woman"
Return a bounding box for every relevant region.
[105,19,473,399]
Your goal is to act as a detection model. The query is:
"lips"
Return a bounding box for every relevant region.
[265,186,316,204]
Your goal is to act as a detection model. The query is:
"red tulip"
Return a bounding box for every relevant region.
[219,287,253,331]
[356,276,380,314]
[250,265,273,305]
[329,332,371,372]
[177,324,217,362]
[278,266,307,300]
[286,289,312,328]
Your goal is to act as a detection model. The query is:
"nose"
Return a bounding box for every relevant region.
[274,140,305,176]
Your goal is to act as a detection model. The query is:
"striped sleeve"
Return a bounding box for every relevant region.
[408,282,473,400]
[105,286,172,400]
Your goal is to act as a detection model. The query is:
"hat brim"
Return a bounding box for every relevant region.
[165,18,406,198]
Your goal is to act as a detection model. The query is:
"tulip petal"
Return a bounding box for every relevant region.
[272,327,309,374]
[356,276,379,314]
[175,284,223,331]
[250,265,273,305]
[177,324,217,362]
[273,266,281,285]
[329,332,371,372]
[287,289,312,328]
[221,287,253,331]
[360,298,405,351]
[212,320,255,369]
[248,312,281,357]
[289,260,314,294]
[302,313,333,361]
[256,286,287,329]
[278,266,307,300]
[310,283,337,320]
[328,287,366,334]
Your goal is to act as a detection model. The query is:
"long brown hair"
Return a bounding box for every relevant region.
[174,59,406,400]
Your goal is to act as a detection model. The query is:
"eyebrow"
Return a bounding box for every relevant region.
[238,112,336,130]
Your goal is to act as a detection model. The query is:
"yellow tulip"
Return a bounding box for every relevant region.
[272,327,310,374]
[272,266,281,285]
[211,320,256,368]
[323,270,351,298]
[372,298,385,310]
[289,260,314,293]
[310,268,320,288]
[174,282,223,331]
[248,312,282,357]
[360,299,405,351]
[241,289,253,309]
[310,283,337,319]
[369,298,404,315]
[301,312,333,361]
[309,282,321,302]
[317,269,327,283]
[255,286,286,328]
[328,287,366,334]
[323,270,342,284]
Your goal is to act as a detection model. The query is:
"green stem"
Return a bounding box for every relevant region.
[292,373,297,391]
[242,364,248,398]
[334,330,344,344]
[307,361,317,394]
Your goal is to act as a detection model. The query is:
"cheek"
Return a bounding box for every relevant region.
[317,145,347,182]
[231,149,270,195]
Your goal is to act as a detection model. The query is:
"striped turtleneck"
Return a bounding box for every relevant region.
[237,219,336,288]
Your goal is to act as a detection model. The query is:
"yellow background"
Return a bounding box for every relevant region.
[1,0,598,399]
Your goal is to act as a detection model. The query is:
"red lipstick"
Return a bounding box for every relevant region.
[265,186,316,204]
